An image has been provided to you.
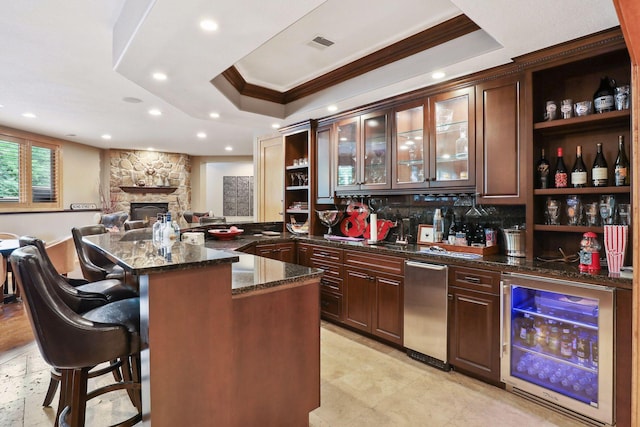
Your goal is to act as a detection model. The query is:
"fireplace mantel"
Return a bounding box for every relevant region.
[120,186,177,194]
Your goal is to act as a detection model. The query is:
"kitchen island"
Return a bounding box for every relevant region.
[83,232,323,427]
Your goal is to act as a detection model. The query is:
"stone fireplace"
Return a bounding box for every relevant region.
[106,149,191,217]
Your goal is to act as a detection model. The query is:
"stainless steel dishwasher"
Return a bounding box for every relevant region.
[403,260,449,370]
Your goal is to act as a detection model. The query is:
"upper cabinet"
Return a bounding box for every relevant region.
[392,88,475,190]
[476,75,525,204]
[335,110,391,193]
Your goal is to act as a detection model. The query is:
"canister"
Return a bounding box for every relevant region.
[503,228,526,257]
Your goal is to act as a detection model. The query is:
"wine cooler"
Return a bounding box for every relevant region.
[501,273,614,426]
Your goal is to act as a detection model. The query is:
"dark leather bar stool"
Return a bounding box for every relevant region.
[10,246,141,427]
[19,236,139,407]
[71,225,125,282]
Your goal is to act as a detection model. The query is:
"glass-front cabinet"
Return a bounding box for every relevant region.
[392,88,475,190]
[428,87,475,189]
[336,111,390,193]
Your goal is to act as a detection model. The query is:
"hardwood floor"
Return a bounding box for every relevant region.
[0,301,34,354]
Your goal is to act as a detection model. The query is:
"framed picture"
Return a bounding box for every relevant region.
[417,224,434,244]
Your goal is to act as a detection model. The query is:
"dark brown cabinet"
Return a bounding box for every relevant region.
[305,244,344,322]
[343,250,403,345]
[476,75,525,204]
[255,242,296,263]
[448,266,501,384]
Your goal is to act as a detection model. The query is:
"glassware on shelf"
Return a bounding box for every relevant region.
[545,198,561,225]
[585,202,600,226]
[599,195,616,225]
[566,195,582,226]
[617,203,630,225]
[436,107,454,131]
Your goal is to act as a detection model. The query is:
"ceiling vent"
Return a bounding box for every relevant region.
[311,35,334,48]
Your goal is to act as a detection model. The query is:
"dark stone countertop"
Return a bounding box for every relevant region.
[197,231,631,290]
[83,230,323,295]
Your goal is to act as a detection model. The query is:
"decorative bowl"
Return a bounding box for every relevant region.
[208,228,243,240]
[286,222,308,235]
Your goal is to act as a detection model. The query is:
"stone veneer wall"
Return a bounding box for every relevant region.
[107,150,191,217]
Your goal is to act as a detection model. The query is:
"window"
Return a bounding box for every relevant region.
[0,134,61,211]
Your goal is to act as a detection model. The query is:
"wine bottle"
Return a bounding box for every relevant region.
[593,76,615,114]
[536,148,550,189]
[591,143,608,187]
[614,135,630,186]
[554,147,568,188]
[571,145,587,188]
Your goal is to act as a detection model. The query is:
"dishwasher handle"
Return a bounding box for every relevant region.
[405,260,447,271]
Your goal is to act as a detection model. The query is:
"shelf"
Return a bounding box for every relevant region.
[534,224,603,233]
[285,164,308,170]
[534,186,630,196]
[397,159,424,166]
[120,186,177,194]
[286,209,309,214]
[285,185,309,191]
[533,109,630,135]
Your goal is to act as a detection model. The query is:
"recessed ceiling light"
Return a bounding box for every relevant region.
[148,109,162,116]
[432,71,446,79]
[327,105,338,112]
[197,132,207,139]
[22,112,36,118]
[152,72,168,81]
[123,97,143,103]
[209,112,220,119]
[225,146,233,151]
[147,147,155,151]
[271,123,281,129]
[0,104,4,108]
[101,134,112,140]
[200,19,218,31]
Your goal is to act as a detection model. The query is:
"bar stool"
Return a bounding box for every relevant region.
[71,225,125,282]
[10,246,141,427]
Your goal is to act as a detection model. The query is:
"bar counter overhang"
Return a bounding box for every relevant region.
[83,231,323,426]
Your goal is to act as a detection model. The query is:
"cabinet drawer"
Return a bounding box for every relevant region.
[450,266,500,295]
[344,250,404,276]
[320,291,342,322]
[310,259,343,286]
[310,245,343,263]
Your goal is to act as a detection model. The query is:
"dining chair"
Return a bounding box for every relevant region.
[1,232,19,296]
[10,245,141,427]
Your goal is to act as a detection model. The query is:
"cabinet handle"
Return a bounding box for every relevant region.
[465,276,481,284]
[447,294,453,300]
[321,300,330,307]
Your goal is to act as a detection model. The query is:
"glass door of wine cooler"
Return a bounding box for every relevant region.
[501,273,614,426]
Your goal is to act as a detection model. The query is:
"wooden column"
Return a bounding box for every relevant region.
[612,2,640,426]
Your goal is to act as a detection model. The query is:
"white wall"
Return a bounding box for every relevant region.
[205,161,254,222]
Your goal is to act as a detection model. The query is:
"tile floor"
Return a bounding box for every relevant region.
[1,319,585,427]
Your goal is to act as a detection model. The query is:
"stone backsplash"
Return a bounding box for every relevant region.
[107,149,191,217]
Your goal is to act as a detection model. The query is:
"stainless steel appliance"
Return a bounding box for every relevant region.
[404,260,449,370]
[501,273,614,426]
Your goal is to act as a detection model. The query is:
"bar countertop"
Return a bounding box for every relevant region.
[83,231,323,295]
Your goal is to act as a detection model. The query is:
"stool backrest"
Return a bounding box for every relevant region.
[9,246,129,369]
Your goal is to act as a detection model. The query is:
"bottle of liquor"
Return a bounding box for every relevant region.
[614,135,630,186]
[536,148,550,189]
[554,147,568,188]
[591,143,608,187]
[593,76,615,114]
[571,145,587,188]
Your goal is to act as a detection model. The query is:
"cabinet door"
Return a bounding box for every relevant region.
[361,111,391,190]
[393,100,428,189]
[297,243,311,267]
[448,286,500,383]
[372,272,403,345]
[343,267,372,332]
[428,87,475,189]
[476,75,525,204]
[335,117,360,191]
[277,242,296,263]
[315,125,334,204]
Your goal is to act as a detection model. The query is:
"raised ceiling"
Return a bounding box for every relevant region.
[0,0,621,156]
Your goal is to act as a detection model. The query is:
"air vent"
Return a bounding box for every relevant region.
[311,36,334,47]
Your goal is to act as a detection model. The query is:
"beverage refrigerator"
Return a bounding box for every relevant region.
[500,273,614,426]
